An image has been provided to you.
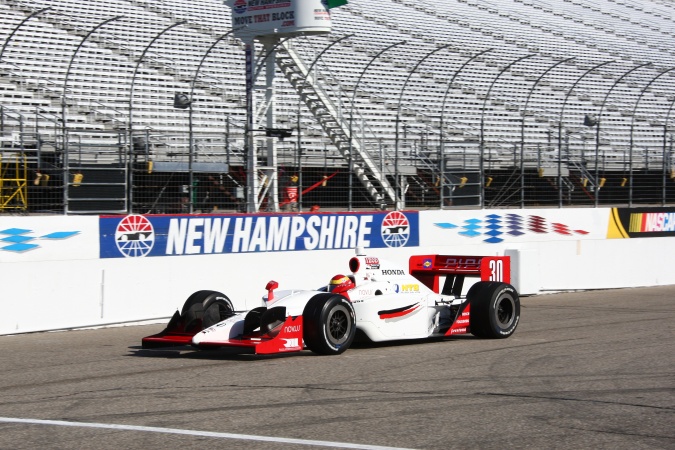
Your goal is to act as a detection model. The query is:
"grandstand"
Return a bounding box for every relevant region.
[0,0,674,213]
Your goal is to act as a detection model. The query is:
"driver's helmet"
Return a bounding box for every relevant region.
[328,274,355,294]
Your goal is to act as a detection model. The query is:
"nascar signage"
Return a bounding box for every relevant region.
[230,0,332,39]
[99,211,419,258]
[607,207,675,238]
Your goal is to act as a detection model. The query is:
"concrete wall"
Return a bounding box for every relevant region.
[1,207,673,334]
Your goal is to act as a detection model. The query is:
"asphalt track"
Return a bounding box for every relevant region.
[0,286,673,450]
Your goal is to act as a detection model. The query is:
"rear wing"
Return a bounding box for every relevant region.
[409,255,510,297]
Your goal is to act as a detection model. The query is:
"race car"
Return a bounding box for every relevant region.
[142,248,520,355]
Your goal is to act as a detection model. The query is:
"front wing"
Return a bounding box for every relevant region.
[195,315,304,355]
[142,314,305,355]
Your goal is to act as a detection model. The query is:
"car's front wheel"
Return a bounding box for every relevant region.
[182,290,234,332]
[303,293,356,355]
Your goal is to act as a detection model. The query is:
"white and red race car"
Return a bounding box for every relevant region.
[142,249,520,355]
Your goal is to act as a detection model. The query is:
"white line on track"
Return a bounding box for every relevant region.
[0,417,417,450]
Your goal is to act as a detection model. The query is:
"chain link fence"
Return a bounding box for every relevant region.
[1,125,673,215]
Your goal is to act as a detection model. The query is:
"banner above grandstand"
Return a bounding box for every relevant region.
[229,0,333,40]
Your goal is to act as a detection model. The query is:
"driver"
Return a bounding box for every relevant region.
[328,274,355,297]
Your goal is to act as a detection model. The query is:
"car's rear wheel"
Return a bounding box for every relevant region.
[468,281,520,339]
[182,290,234,332]
[303,293,356,355]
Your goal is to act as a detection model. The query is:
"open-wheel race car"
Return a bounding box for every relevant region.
[142,249,520,355]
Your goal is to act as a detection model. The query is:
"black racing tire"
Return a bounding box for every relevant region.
[303,293,356,355]
[181,290,234,332]
[466,282,488,337]
[468,281,520,339]
[260,307,287,337]
[181,290,215,315]
[202,296,235,329]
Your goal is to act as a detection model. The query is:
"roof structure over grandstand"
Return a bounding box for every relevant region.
[1,0,674,212]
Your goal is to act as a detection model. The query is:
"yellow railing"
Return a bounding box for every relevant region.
[0,154,28,211]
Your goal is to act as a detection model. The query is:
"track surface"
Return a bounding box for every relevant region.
[0,286,673,450]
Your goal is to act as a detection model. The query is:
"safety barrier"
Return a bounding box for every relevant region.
[1,206,674,334]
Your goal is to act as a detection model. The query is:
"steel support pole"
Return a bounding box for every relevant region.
[253,36,291,80]
[263,39,279,212]
[230,34,288,213]
[244,40,256,213]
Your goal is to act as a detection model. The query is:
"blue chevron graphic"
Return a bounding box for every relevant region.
[434,213,587,244]
[1,228,79,253]
[459,218,482,238]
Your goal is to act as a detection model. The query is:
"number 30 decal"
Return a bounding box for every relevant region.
[489,259,504,282]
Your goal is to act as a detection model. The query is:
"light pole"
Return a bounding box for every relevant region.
[0,6,51,209]
[438,48,493,208]
[591,62,652,207]
[62,16,125,129]
[61,16,124,213]
[628,67,675,206]
[479,53,536,208]
[519,57,575,208]
[348,40,406,211]
[557,60,616,208]
[394,44,453,210]
[661,95,675,205]
[128,21,187,213]
[0,7,50,63]
[294,34,353,211]
[174,27,243,213]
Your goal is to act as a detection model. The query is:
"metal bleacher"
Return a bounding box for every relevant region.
[1,0,674,211]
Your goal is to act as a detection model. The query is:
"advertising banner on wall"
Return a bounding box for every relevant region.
[607,207,675,238]
[99,211,419,258]
[419,208,607,247]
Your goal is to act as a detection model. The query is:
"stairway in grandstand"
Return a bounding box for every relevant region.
[276,42,396,207]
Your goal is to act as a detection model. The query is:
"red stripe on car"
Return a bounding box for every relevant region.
[379,304,420,320]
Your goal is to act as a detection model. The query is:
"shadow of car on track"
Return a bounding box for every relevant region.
[126,334,476,361]
[126,345,317,361]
